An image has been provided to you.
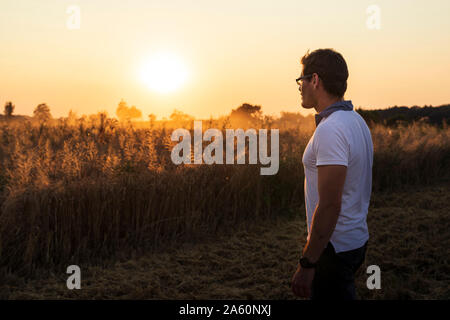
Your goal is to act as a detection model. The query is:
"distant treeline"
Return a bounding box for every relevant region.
[356,104,450,127]
[2,100,449,129]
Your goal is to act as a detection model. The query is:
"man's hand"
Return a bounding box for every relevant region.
[291,264,315,298]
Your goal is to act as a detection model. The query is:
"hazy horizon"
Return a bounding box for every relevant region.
[2,100,449,122]
[1,0,450,119]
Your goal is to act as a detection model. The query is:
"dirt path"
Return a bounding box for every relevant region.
[2,184,449,299]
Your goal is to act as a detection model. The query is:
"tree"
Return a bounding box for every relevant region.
[148,114,156,122]
[4,101,15,117]
[33,103,52,122]
[169,109,193,123]
[67,109,78,126]
[148,113,156,129]
[116,99,142,122]
[229,103,263,127]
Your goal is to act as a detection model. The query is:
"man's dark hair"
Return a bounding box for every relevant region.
[301,48,349,98]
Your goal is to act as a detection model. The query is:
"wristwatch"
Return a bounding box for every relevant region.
[299,256,317,268]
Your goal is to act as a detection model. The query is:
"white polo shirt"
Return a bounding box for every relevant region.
[302,109,373,253]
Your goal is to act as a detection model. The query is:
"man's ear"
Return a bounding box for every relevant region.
[312,73,320,89]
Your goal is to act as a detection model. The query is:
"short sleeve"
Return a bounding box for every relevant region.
[313,123,349,167]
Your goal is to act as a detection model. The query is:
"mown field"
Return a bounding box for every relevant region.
[0,115,449,299]
[1,183,449,299]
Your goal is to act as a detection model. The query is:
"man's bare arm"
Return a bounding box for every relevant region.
[302,165,347,263]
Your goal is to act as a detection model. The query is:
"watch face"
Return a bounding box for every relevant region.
[299,257,308,267]
[300,257,315,268]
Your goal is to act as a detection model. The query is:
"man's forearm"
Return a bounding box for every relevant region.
[302,203,340,263]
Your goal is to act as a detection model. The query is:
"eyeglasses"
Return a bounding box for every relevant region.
[296,74,313,86]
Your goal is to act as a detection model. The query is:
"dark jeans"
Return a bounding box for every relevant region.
[311,241,368,300]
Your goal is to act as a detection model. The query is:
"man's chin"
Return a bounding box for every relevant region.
[301,101,313,109]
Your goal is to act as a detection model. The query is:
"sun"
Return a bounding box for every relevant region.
[140,52,188,94]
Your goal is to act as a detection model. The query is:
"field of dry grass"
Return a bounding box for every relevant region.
[0,116,449,299]
[1,183,448,299]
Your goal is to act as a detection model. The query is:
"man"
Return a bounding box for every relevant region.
[291,48,374,300]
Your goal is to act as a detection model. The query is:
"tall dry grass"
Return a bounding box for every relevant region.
[371,121,450,190]
[0,116,448,276]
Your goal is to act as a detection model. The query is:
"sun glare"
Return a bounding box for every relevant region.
[140,52,188,94]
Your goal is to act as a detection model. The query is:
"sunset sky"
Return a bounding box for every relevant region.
[1,0,450,119]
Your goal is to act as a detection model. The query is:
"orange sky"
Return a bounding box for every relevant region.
[1,0,449,119]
